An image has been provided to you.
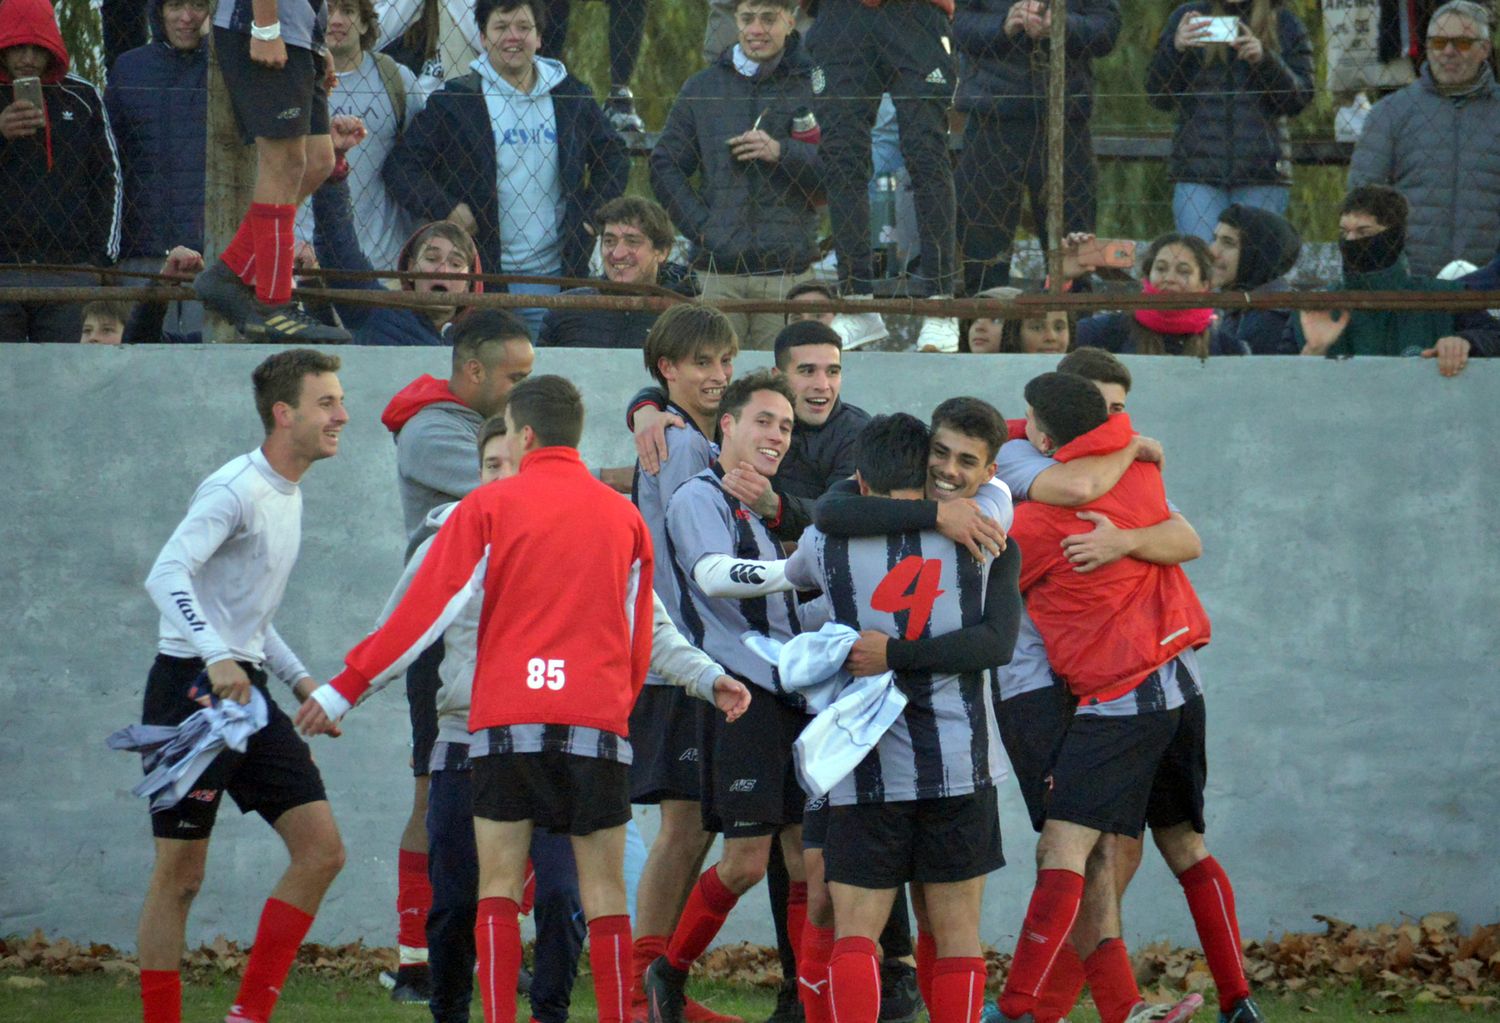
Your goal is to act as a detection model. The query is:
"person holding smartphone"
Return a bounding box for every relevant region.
[1145,0,1314,242]
[0,0,122,343]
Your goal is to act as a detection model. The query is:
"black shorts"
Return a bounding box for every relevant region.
[213,27,330,144]
[700,683,807,839]
[628,685,705,804]
[801,796,830,850]
[996,681,1077,833]
[823,786,1003,889]
[406,639,444,778]
[1046,695,1208,840]
[471,751,631,837]
[142,654,327,840]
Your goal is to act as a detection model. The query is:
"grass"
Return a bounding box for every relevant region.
[0,971,1490,1023]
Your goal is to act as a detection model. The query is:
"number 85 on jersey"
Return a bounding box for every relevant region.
[526,658,567,690]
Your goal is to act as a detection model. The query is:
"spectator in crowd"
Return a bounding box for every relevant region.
[538,195,691,348]
[1348,0,1500,276]
[650,0,823,351]
[314,115,484,344]
[961,286,1073,354]
[1460,237,1500,291]
[384,0,628,337]
[123,244,207,343]
[539,0,649,132]
[1071,233,1233,357]
[786,277,836,326]
[1295,184,1499,374]
[80,299,131,343]
[302,0,429,272]
[376,0,484,79]
[806,0,962,351]
[1146,0,1314,240]
[0,0,121,344]
[1209,202,1301,355]
[953,0,1121,294]
[105,0,208,340]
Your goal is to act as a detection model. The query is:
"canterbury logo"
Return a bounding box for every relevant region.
[728,564,764,585]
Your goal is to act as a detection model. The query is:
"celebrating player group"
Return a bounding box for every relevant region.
[127,309,1264,1023]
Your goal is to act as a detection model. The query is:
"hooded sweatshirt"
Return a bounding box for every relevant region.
[471,54,566,275]
[0,0,122,264]
[381,375,483,556]
[1214,203,1303,355]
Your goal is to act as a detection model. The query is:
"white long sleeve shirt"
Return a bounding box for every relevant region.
[144,449,309,687]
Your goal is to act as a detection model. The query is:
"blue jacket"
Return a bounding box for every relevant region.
[104,0,206,258]
[313,177,447,345]
[953,0,1121,120]
[383,66,628,280]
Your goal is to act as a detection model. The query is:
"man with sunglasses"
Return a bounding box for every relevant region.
[1350,0,1500,275]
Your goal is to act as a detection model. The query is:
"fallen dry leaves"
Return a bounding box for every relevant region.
[2,913,1497,1009]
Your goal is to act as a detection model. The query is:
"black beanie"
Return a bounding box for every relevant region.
[1218,204,1302,290]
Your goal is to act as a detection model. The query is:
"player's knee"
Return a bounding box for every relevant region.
[716,850,768,893]
[297,836,346,882]
[301,148,335,191]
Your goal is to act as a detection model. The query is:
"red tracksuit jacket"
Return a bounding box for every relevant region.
[329,446,655,736]
[1009,414,1211,704]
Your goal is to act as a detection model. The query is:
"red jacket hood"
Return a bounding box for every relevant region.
[1054,412,1134,462]
[0,0,70,84]
[381,374,470,434]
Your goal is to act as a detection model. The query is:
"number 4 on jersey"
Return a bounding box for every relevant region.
[526,658,566,690]
[870,556,945,641]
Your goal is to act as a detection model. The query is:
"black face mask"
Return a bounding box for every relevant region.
[1340,225,1406,275]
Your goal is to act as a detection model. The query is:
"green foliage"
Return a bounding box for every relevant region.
[54,0,104,86]
[562,0,709,131]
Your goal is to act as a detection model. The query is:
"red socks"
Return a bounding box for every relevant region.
[828,936,881,1023]
[1084,939,1140,1023]
[998,869,1085,1020]
[1178,857,1250,1011]
[931,957,987,1023]
[475,897,523,1023]
[141,969,181,1023]
[799,922,836,1023]
[632,934,668,1012]
[666,866,740,971]
[248,203,296,305]
[787,882,809,968]
[915,930,936,1009]
[220,215,257,285]
[229,897,313,1023]
[397,849,432,972]
[589,914,634,1023]
[1035,940,1087,1023]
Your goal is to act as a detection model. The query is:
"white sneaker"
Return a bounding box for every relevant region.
[833,303,890,349]
[915,311,960,352]
[1124,994,1205,1023]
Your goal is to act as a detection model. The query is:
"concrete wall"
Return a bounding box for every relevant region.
[2,344,1496,953]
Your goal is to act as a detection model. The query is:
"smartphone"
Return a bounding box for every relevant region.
[1196,15,1239,43]
[1075,238,1137,269]
[13,76,43,109]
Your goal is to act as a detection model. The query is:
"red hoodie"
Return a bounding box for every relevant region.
[381,374,469,435]
[1009,413,1211,704]
[0,0,70,169]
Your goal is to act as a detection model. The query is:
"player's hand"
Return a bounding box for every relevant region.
[292,239,319,272]
[712,675,752,723]
[935,498,1006,560]
[633,406,685,475]
[206,659,252,705]
[729,128,781,164]
[1132,435,1164,466]
[330,113,367,154]
[0,99,44,140]
[1231,21,1263,63]
[1298,309,1349,355]
[294,696,340,736]
[1422,336,1471,377]
[250,35,288,68]
[1061,511,1134,573]
[844,631,891,676]
[721,462,781,519]
[160,246,205,278]
[447,202,477,237]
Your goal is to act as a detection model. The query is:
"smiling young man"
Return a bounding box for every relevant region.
[134,349,349,1023]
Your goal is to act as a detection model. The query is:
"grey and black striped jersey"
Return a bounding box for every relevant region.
[665,467,801,699]
[469,723,631,764]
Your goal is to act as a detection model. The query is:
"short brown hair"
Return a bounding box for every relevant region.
[252,349,342,433]
[1056,347,1131,392]
[505,374,584,449]
[402,221,478,285]
[1341,184,1409,234]
[930,396,1007,461]
[643,303,739,389]
[82,299,132,326]
[329,0,379,51]
[594,195,675,253]
[477,413,508,463]
[718,369,795,424]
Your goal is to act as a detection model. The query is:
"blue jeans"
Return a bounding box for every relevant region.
[1172,182,1290,242]
[507,280,562,339]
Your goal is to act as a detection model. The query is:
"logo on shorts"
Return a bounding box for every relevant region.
[925,68,948,85]
[728,564,765,585]
[805,795,827,812]
[729,778,757,793]
[186,788,218,803]
[678,748,699,762]
[276,106,304,120]
[810,67,825,95]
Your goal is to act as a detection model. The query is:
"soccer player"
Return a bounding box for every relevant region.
[193,0,350,339]
[628,304,747,1023]
[644,372,806,1023]
[782,412,1023,1023]
[298,375,654,1023]
[135,349,349,1023]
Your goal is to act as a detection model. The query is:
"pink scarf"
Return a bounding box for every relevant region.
[1133,280,1214,336]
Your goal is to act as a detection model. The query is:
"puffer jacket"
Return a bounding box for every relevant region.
[1145,1,1314,186]
[104,0,207,258]
[1348,65,1500,276]
[649,35,822,275]
[953,0,1121,120]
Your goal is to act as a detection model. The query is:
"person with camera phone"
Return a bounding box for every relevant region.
[1146,0,1314,241]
